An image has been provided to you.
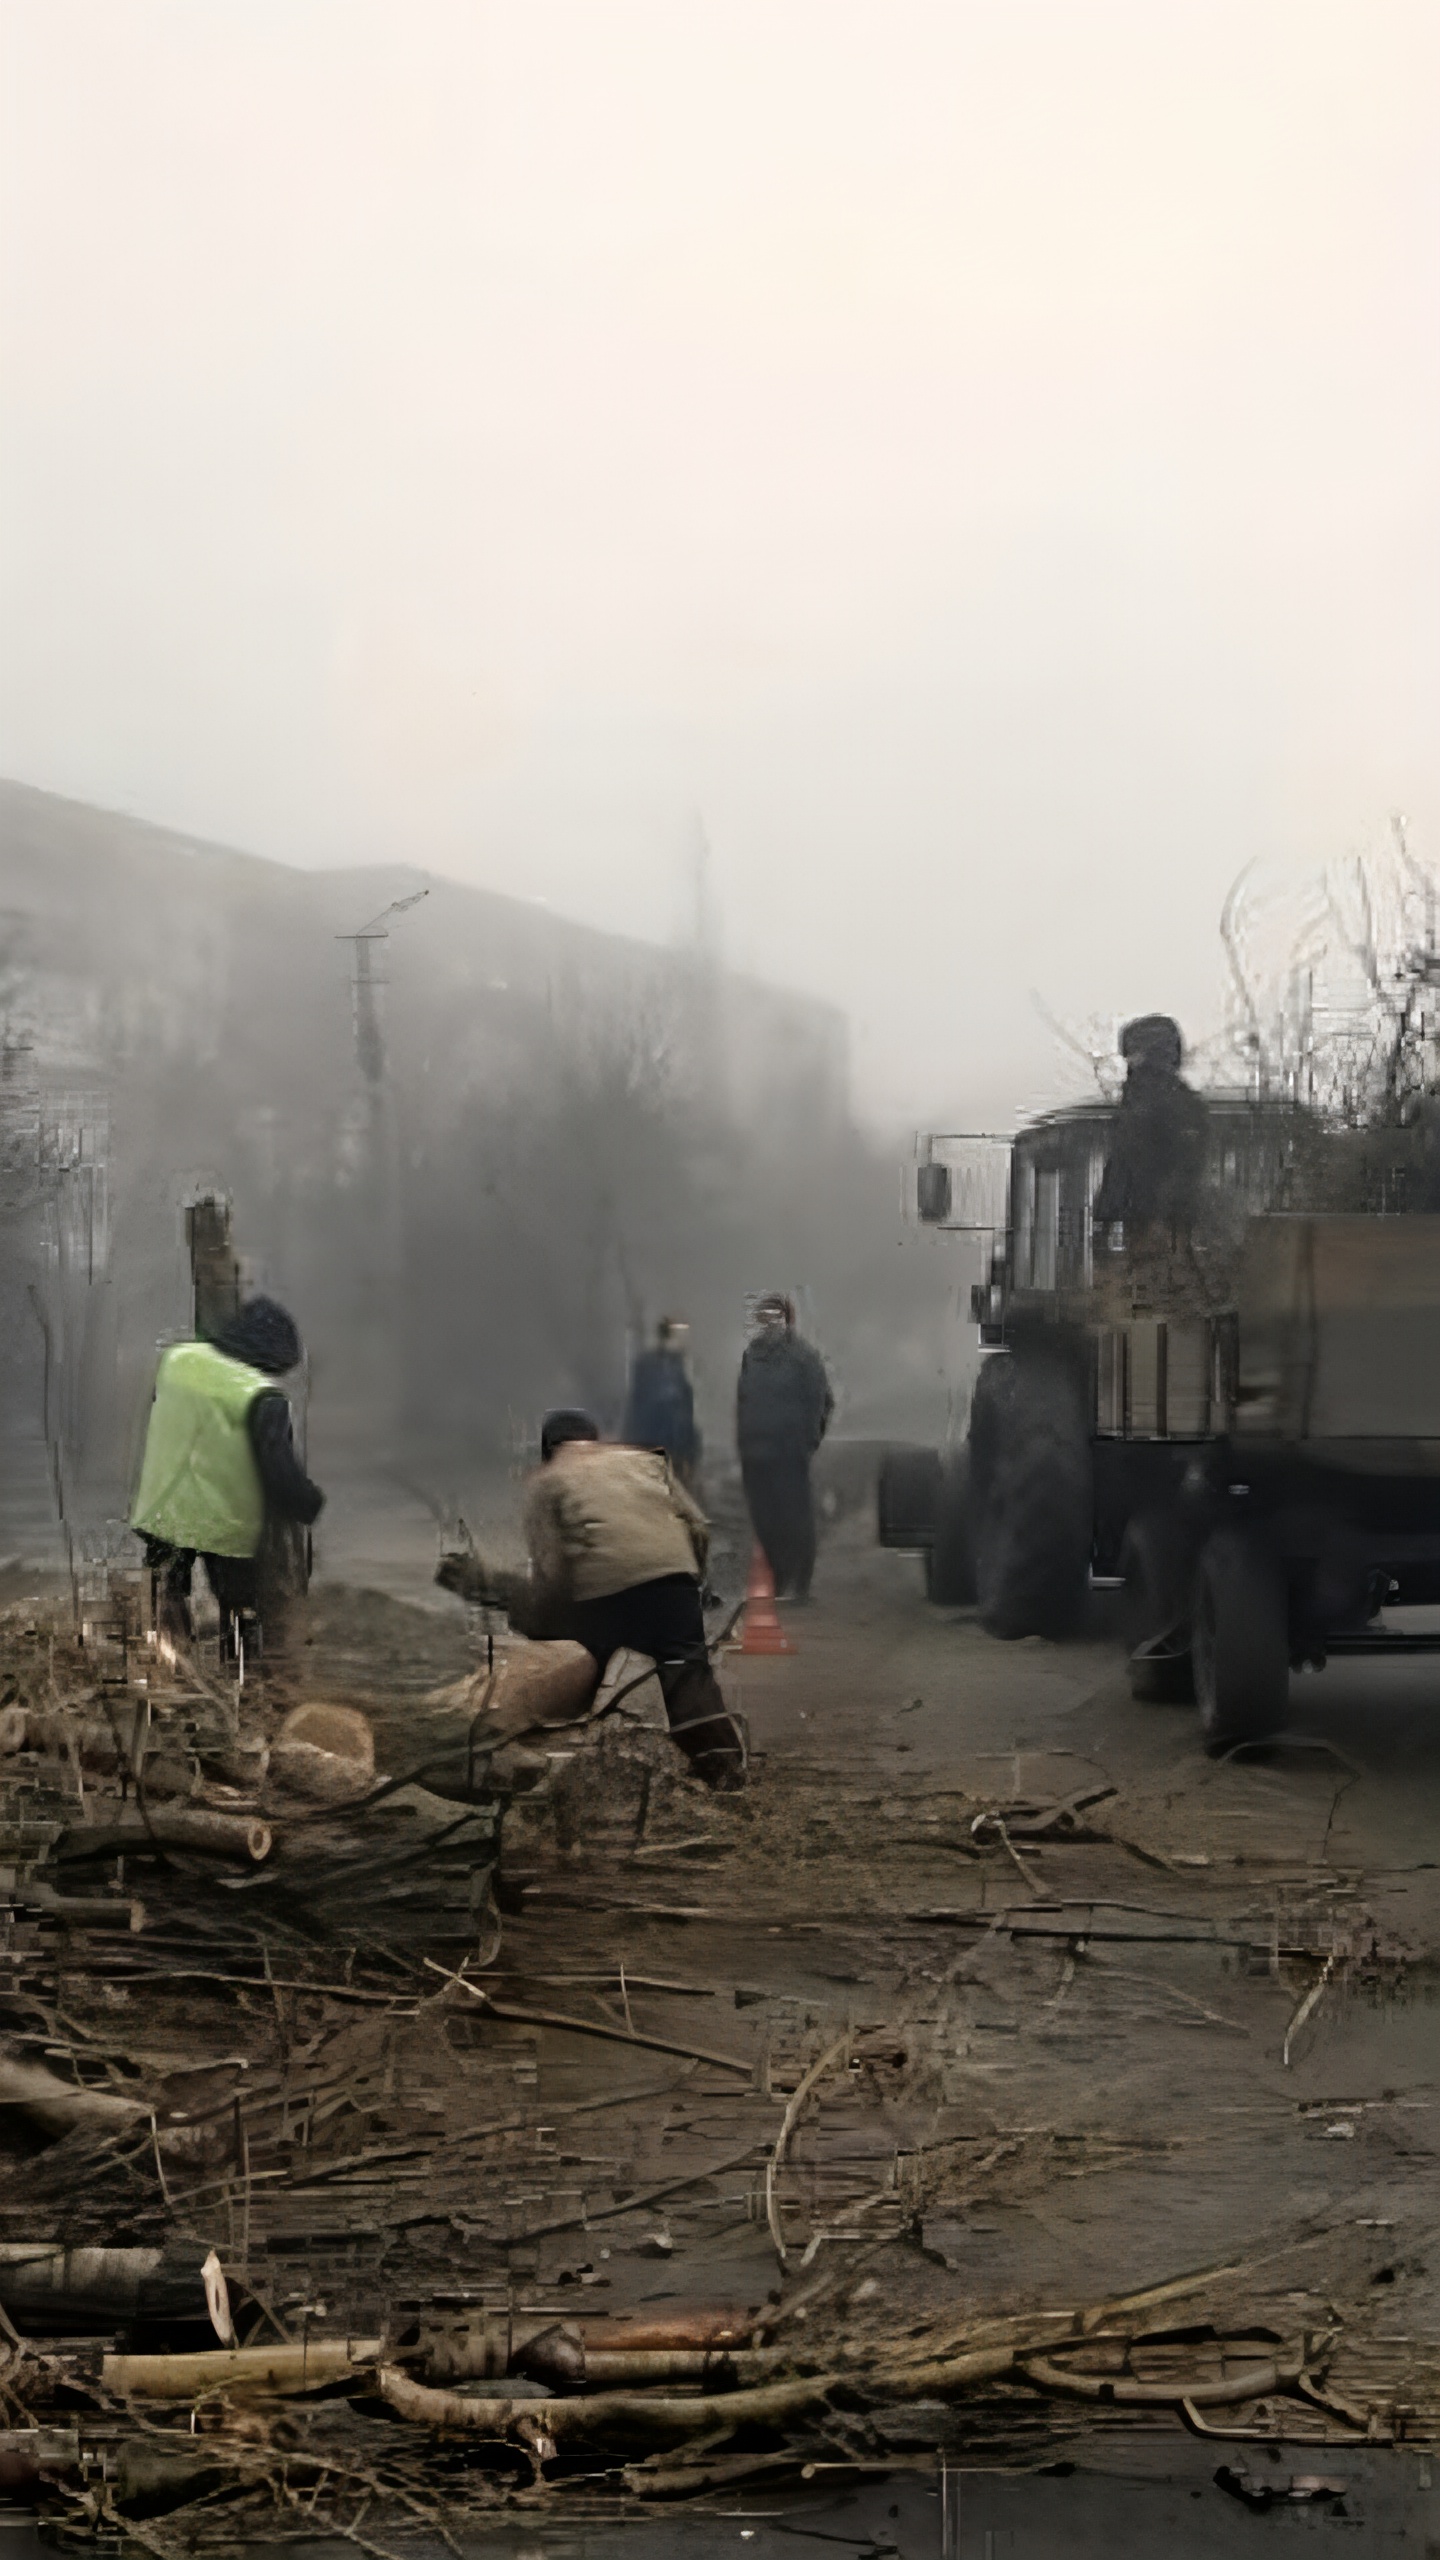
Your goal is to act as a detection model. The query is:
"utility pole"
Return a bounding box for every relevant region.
[337,889,429,1095]
[684,812,727,1111]
[335,888,429,1437]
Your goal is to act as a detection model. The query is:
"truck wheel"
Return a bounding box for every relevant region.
[1191,1530,1289,1753]
[876,1447,943,1550]
[1120,1513,1195,1703]
[924,1449,976,1605]
[971,1356,1091,1640]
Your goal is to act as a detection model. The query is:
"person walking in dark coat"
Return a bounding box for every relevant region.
[623,1317,700,1485]
[736,1293,833,1601]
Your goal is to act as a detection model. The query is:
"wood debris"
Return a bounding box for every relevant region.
[0,1572,1432,2548]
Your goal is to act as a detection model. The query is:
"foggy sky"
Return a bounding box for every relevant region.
[2,1,1437,1123]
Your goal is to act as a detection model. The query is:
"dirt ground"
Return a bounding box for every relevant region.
[0,1494,1437,2546]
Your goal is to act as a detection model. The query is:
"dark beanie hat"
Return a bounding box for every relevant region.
[214,1296,303,1377]
[1120,1013,1184,1073]
[540,1408,600,1462]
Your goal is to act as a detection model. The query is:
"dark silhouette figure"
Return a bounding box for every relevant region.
[736,1293,833,1600]
[623,1316,700,1483]
[1092,1015,1208,1241]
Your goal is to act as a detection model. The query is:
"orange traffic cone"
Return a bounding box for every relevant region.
[740,1544,795,1655]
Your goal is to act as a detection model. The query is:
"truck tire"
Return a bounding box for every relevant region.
[970,1355,1091,1640]
[924,1449,976,1605]
[1191,1529,1289,1753]
[876,1447,943,1550]
[1120,1513,1195,1703]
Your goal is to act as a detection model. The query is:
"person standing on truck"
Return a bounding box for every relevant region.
[1092,1014,1208,1252]
[131,1296,324,1662]
[736,1293,833,1602]
[623,1316,701,1486]
[435,1410,745,1788]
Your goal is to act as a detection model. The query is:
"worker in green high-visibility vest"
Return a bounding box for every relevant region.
[131,1296,324,1659]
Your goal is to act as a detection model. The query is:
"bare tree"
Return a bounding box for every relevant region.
[1217,821,1440,1208]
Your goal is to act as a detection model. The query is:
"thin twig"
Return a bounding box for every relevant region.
[765,2033,850,2267]
[420,1957,754,2074]
[1283,1950,1338,2068]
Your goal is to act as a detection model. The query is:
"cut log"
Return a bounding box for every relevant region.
[511,2318,756,2391]
[271,1703,375,1804]
[429,1644,601,1746]
[103,2337,381,2399]
[21,1886,146,1931]
[277,1701,374,1765]
[418,2303,756,2385]
[56,1808,272,1862]
[0,2242,233,2339]
[578,2310,757,2353]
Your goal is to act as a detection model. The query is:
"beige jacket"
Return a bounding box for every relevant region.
[520,1442,710,1606]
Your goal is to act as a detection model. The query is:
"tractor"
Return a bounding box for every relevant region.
[878,1090,1440,1750]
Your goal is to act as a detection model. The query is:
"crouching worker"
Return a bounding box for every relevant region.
[130,1297,324,1665]
[436,1410,745,1790]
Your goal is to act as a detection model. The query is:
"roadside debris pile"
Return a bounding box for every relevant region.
[0,1581,1434,2550]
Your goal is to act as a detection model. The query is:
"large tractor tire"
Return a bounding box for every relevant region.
[1119,1512,1196,1703]
[970,1355,1091,1640]
[1191,1529,1289,1753]
[876,1447,943,1550]
[924,1449,976,1605]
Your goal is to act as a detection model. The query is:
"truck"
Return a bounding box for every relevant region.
[878,1092,1440,1751]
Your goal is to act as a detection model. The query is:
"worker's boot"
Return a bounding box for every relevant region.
[662,1662,747,1792]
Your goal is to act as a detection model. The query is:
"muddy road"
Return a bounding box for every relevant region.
[421,1516,1440,2409]
[299,1505,1440,2441]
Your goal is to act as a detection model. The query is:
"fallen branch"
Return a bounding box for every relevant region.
[421,1959,754,2076]
[971,1815,1043,1897]
[766,2034,851,2267]
[0,2054,150,2138]
[1020,2345,1305,2405]
[377,2339,1019,2451]
[500,2140,767,2248]
[1284,1952,1338,2068]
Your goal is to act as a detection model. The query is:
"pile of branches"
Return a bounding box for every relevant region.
[1219,826,1440,1211]
[0,2262,1399,2551]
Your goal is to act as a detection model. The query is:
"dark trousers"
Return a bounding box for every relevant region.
[514,1572,744,1786]
[143,1540,258,1656]
[740,1448,816,1597]
[144,1521,309,1666]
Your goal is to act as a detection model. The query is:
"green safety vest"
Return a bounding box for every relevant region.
[130,1339,272,1559]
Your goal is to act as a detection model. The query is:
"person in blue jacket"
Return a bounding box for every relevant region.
[623,1316,701,1486]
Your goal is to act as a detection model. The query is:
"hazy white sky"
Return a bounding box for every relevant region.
[3,0,1437,1120]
